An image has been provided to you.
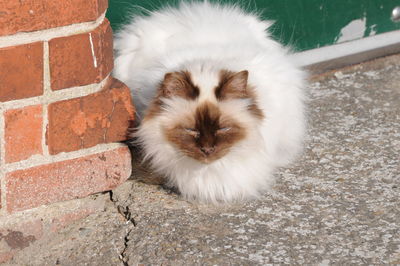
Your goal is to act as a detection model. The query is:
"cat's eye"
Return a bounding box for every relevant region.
[216,127,232,134]
[184,128,200,138]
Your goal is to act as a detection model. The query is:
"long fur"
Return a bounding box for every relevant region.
[113,1,306,203]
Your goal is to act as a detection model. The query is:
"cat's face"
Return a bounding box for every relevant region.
[164,101,246,163]
[143,69,264,164]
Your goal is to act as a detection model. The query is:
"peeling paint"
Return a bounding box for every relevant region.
[88,33,98,68]
[336,17,367,43]
[369,24,377,36]
[70,110,87,136]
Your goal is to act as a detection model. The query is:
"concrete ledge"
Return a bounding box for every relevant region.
[292,30,400,73]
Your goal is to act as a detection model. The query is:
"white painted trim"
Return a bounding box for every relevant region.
[89,33,98,68]
[291,30,400,70]
[42,42,50,156]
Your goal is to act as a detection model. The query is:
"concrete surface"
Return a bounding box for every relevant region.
[8,54,400,265]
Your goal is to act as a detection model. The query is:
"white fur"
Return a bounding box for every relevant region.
[114,1,306,203]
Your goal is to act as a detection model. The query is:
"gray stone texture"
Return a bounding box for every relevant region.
[8,54,400,265]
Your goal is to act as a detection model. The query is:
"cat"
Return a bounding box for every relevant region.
[113,1,306,203]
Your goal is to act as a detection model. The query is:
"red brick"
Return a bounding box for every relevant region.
[97,0,109,15]
[0,0,108,36]
[6,147,132,213]
[4,105,43,163]
[0,42,43,102]
[49,19,113,91]
[47,78,135,155]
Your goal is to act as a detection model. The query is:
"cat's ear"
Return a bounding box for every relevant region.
[225,70,249,91]
[216,70,249,100]
[160,71,199,99]
[161,72,186,97]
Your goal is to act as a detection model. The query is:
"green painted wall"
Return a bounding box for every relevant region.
[106,0,400,51]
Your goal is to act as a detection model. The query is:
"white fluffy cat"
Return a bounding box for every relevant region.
[113,1,306,203]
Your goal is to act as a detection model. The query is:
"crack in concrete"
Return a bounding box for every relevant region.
[119,228,132,266]
[108,190,135,266]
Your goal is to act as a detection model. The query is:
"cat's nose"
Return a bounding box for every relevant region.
[200,146,215,156]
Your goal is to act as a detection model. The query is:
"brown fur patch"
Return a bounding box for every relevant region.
[143,71,199,121]
[142,98,163,122]
[215,70,264,120]
[161,71,200,99]
[164,101,246,163]
[215,70,249,100]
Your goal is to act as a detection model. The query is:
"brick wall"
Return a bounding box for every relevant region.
[0,1,135,261]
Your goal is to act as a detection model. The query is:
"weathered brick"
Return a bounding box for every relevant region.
[0,219,43,263]
[0,0,108,36]
[49,19,113,91]
[0,252,14,264]
[0,220,43,249]
[0,42,43,102]
[4,105,43,163]
[47,78,135,155]
[6,147,132,213]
